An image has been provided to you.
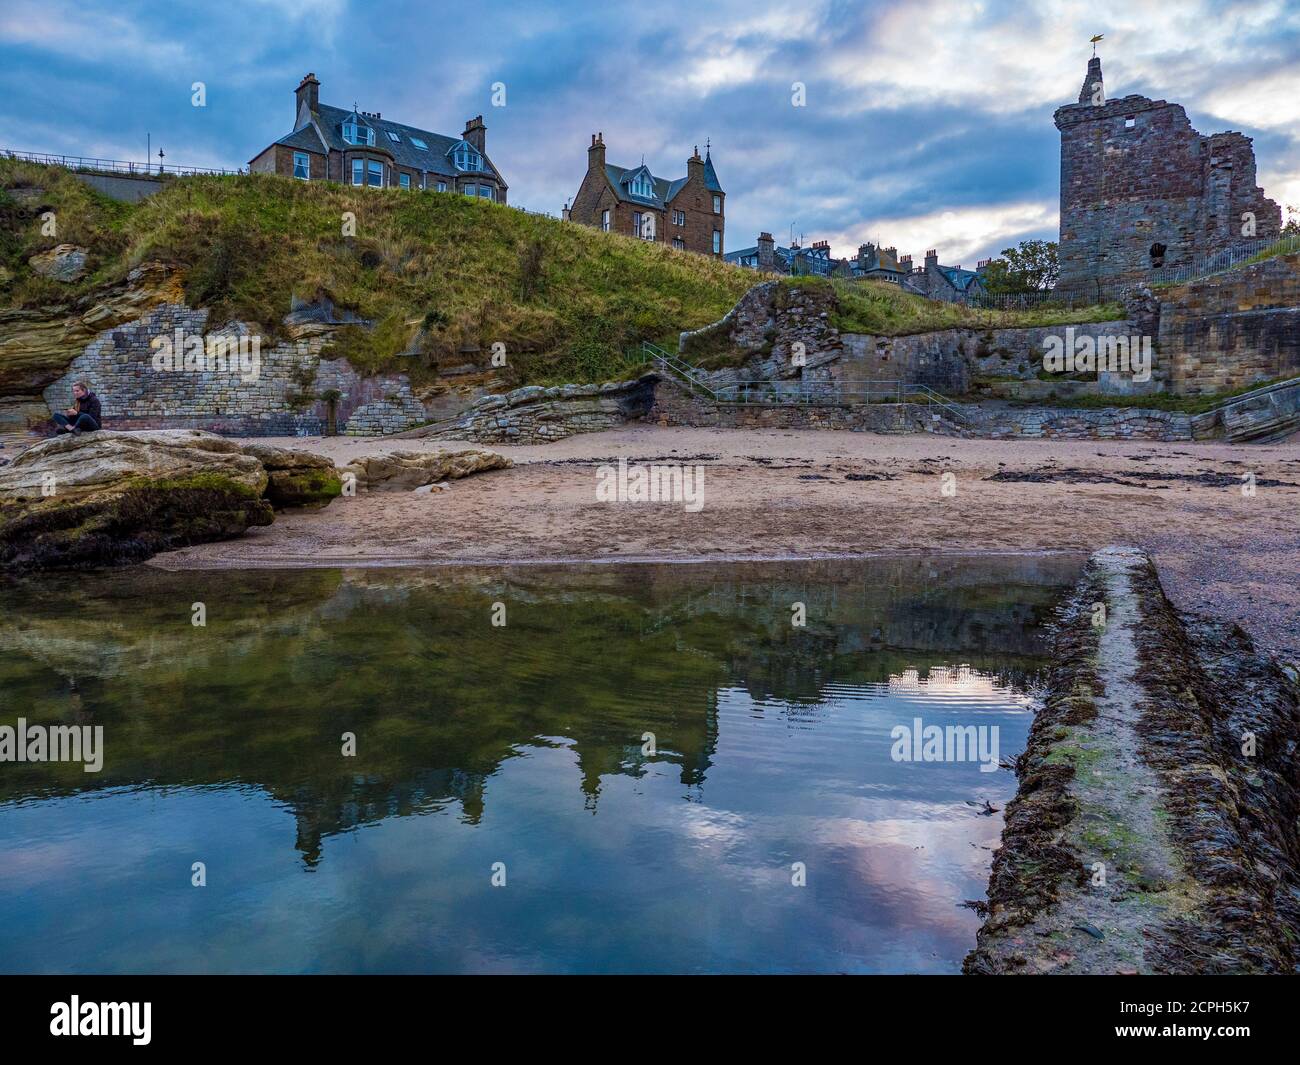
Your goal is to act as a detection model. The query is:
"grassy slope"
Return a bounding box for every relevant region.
[0,160,753,387]
[0,159,1123,392]
[794,276,1124,335]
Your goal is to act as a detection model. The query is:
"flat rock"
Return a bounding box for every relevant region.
[341,447,511,491]
[28,244,88,282]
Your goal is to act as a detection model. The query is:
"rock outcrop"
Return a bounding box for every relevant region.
[28,244,89,282]
[241,443,343,507]
[0,430,273,569]
[340,447,511,491]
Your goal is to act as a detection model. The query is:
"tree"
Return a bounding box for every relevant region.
[1283,204,1299,238]
[981,239,1059,293]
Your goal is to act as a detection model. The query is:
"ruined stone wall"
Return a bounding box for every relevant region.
[1157,255,1300,395]
[41,302,430,436]
[1055,59,1281,298]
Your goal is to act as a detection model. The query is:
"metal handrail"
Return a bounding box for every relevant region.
[1,148,241,178]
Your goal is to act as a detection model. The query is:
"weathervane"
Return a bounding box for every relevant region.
[1090,33,1104,56]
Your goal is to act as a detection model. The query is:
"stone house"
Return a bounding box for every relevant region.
[726,234,851,276]
[902,250,988,302]
[1055,54,1279,297]
[249,73,508,201]
[565,134,725,257]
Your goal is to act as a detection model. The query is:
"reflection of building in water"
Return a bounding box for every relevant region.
[889,665,1001,697]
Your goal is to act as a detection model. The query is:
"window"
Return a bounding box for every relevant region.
[629,171,654,199]
[293,151,310,180]
[673,209,685,226]
[478,185,493,200]
[343,119,375,146]
[367,160,383,187]
[672,237,685,250]
[712,194,721,214]
[452,142,483,171]
[463,183,476,197]
[1125,115,1136,128]
[632,212,654,240]
[436,181,447,192]
[399,172,411,189]
[387,131,401,143]
[712,230,721,254]
[351,159,364,185]
[600,209,610,232]
[411,137,429,151]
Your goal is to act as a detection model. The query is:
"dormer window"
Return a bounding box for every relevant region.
[343,115,375,146]
[450,141,484,172]
[411,137,428,150]
[628,169,655,200]
[386,131,401,143]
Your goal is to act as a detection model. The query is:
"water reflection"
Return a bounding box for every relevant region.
[0,554,1080,973]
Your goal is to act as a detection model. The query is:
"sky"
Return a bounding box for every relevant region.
[1,0,1298,265]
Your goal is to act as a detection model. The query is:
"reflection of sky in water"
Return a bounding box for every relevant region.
[0,560,1073,973]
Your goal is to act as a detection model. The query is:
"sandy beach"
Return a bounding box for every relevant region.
[146,426,1300,664]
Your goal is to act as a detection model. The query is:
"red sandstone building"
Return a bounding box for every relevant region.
[249,73,508,201]
[565,134,725,257]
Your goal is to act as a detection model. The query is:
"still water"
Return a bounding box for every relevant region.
[0,555,1079,973]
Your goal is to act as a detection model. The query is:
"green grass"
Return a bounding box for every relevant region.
[783,276,1123,336]
[0,159,755,388]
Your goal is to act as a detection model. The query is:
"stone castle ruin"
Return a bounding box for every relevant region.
[1055,55,1281,298]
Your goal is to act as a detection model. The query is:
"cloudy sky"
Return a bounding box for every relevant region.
[2,0,1297,265]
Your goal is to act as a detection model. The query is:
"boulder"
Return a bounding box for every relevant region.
[0,430,273,569]
[340,447,511,491]
[28,244,89,282]
[241,443,342,508]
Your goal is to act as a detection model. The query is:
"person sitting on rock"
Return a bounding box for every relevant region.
[52,382,102,435]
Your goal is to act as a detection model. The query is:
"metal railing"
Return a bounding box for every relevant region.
[1,148,241,178]
[640,341,967,423]
[1150,234,1300,286]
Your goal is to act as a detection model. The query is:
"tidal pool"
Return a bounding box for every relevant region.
[0,555,1080,973]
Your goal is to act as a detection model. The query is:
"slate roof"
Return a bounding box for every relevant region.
[275,103,505,184]
[602,150,722,208]
[937,266,983,292]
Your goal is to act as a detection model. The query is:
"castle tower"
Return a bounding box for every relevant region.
[1054,51,1280,299]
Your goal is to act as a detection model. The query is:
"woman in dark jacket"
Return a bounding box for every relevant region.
[53,381,103,434]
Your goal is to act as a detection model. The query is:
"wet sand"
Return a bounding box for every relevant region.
[153,426,1300,664]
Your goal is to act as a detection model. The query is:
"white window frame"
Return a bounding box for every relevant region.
[367,160,383,188]
[387,131,401,143]
[600,209,610,232]
[478,185,493,200]
[452,142,483,172]
[351,158,364,185]
[293,151,310,180]
[399,172,411,189]
[712,194,721,214]
[712,230,721,254]
[411,137,429,151]
[436,181,447,192]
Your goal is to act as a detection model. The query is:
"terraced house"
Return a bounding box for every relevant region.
[249,73,508,202]
[565,133,724,257]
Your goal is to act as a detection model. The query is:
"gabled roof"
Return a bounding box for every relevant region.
[275,125,328,154]
[603,153,720,209]
[282,103,505,184]
[938,265,982,291]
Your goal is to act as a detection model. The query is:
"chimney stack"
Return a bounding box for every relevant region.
[463,115,487,154]
[924,249,939,271]
[757,232,776,272]
[687,144,704,182]
[295,72,320,119]
[588,132,606,172]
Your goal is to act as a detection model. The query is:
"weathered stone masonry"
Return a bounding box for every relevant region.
[43,302,431,436]
[1056,56,1280,298]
